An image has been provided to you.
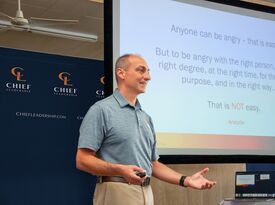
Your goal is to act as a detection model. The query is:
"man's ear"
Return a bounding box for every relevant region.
[116,68,126,80]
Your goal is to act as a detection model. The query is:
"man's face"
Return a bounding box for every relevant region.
[121,56,151,94]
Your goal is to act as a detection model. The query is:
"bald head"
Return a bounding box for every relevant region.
[114,54,151,95]
[115,54,142,70]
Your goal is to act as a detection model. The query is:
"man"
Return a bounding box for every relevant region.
[76,54,216,205]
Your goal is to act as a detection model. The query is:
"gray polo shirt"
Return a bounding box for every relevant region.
[78,89,159,177]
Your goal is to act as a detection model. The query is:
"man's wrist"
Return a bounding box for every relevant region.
[179,175,188,187]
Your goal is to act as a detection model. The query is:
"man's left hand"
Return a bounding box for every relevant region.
[185,168,216,190]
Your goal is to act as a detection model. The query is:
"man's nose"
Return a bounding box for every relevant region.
[144,71,151,81]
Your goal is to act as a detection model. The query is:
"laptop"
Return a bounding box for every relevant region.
[235,171,275,199]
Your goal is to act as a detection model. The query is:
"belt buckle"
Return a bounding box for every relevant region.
[97,176,103,183]
[141,177,150,187]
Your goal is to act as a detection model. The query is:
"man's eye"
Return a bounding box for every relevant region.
[136,67,148,73]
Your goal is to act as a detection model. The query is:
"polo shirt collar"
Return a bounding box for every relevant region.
[113,89,141,109]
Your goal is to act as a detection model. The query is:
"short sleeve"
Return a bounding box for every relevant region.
[78,103,105,152]
[149,116,159,161]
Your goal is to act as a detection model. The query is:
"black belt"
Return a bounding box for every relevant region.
[96,176,151,187]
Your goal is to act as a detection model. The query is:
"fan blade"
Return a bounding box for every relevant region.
[0,26,13,33]
[29,17,79,23]
[26,26,98,42]
[0,11,14,20]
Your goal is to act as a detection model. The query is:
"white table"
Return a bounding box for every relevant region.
[220,199,275,205]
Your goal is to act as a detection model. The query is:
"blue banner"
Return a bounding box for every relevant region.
[0,47,104,205]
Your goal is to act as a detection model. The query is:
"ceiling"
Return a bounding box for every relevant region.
[0,0,274,60]
[0,0,104,60]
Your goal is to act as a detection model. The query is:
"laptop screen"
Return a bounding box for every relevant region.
[235,171,275,198]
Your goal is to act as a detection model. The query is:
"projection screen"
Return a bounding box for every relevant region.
[104,0,275,159]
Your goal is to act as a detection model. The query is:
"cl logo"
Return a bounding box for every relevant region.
[11,67,26,82]
[58,72,72,86]
[100,76,105,85]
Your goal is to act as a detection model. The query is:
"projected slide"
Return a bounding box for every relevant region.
[114,0,275,155]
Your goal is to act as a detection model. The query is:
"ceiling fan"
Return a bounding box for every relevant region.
[0,0,98,42]
[0,0,79,28]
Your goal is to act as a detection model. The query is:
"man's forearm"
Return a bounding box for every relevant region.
[152,160,182,185]
[76,148,123,176]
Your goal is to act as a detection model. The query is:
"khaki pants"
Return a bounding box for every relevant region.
[93,182,154,205]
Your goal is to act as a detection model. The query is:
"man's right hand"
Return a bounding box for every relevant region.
[119,165,147,185]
